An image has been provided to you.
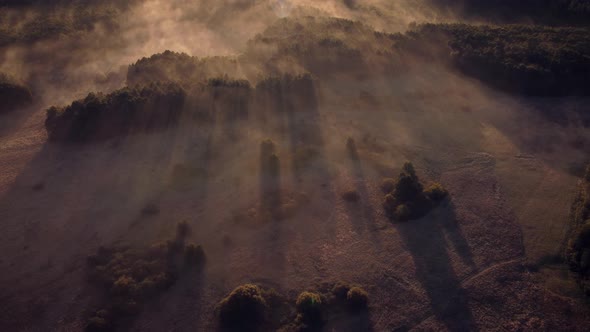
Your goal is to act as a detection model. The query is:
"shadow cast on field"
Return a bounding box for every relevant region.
[394,202,476,331]
[258,141,285,279]
[342,139,381,246]
[136,267,207,330]
[270,80,338,238]
[328,309,374,332]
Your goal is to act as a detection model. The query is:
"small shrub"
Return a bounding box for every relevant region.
[218,284,268,330]
[295,291,322,323]
[380,178,396,193]
[346,287,368,311]
[342,190,360,202]
[425,183,448,201]
[111,275,137,296]
[331,282,351,300]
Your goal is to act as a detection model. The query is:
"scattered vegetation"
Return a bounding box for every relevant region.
[566,164,590,295]
[85,221,205,331]
[284,282,370,331]
[45,82,186,141]
[217,284,291,332]
[382,162,448,221]
[0,73,32,113]
[216,282,371,332]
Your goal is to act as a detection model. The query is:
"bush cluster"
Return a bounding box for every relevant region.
[382,162,448,221]
[217,282,370,331]
[85,222,205,331]
[218,284,269,331]
[330,282,369,312]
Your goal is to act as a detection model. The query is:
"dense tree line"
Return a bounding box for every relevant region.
[85,222,204,331]
[433,0,590,25]
[399,23,590,96]
[129,18,590,97]
[45,82,186,142]
[45,73,319,142]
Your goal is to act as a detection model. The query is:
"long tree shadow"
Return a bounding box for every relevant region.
[327,308,374,332]
[394,202,476,331]
[343,139,380,246]
[209,84,251,143]
[261,75,337,238]
[258,139,285,279]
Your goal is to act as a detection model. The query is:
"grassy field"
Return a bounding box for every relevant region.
[0,1,589,331]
